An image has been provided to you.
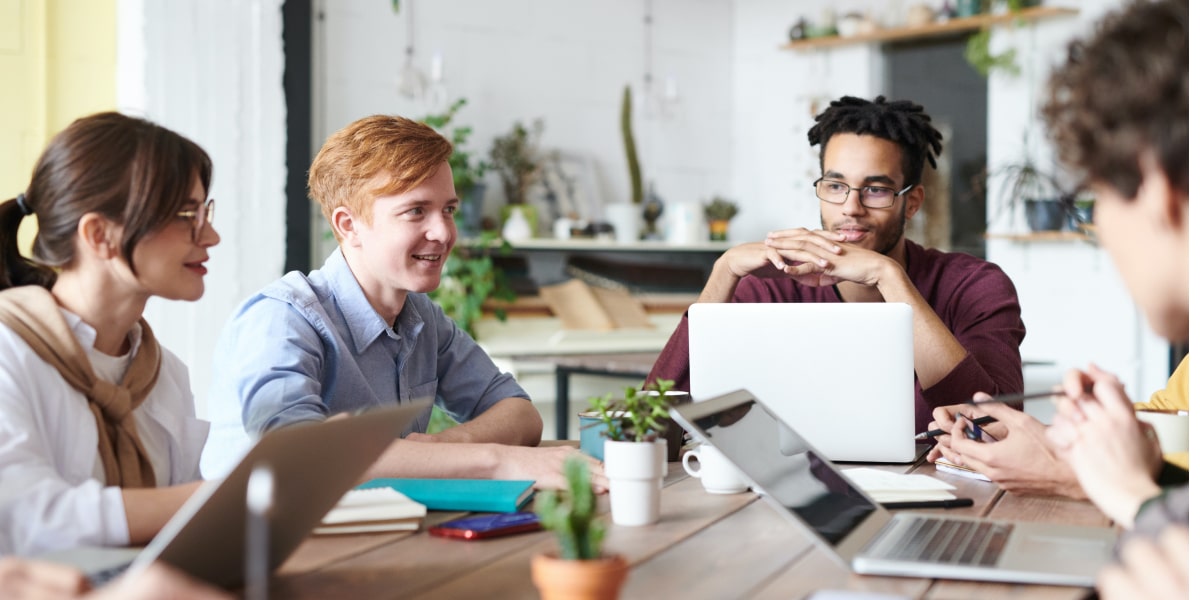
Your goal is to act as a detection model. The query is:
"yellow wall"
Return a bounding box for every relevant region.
[0,0,116,250]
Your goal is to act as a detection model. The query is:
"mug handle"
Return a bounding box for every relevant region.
[682,449,703,478]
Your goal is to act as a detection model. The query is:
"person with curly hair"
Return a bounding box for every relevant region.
[932,2,1188,595]
[647,96,1026,435]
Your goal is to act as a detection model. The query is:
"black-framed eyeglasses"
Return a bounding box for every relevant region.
[176,198,215,242]
[813,178,913,209]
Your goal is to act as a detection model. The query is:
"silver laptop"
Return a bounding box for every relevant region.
[689,302,919,462]
[43,400,430,588]
[671,390,1116,587]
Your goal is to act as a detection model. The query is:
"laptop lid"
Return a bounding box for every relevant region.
[131,400,430,588]
[672,390,1116,587]
[688,302,917,462]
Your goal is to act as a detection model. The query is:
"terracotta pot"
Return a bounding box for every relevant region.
[530,553,628,600]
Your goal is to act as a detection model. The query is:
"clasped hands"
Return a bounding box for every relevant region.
[723,228,893,288]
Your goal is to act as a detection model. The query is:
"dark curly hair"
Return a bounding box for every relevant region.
[1041,0,1187,199]
[807,95,944,189]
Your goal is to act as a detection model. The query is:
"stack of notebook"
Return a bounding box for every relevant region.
[356,478,537,513]
[315,487,427,535]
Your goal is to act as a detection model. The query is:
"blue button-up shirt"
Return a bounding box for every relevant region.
[200,249,528,477]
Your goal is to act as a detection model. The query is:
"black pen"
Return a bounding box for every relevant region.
[914,416,997,440]
[882,498,974,510]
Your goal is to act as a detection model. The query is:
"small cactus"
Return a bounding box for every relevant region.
[621,85,643,205]
[533,458,606,560]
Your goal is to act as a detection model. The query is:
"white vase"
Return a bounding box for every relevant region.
[605,204,641,244]
[604,439,665,526]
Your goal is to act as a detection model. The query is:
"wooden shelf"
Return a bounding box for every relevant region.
[781,6,1079,51]
[985,231,1093,243]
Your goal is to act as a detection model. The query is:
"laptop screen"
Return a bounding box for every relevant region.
[681,395,880,545]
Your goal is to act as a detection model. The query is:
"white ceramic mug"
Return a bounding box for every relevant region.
[682,444,748,494]
[1136,409,1189,455]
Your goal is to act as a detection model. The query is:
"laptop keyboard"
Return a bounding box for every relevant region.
[875,517,1013,567]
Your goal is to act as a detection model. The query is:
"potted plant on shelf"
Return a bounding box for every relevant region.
[589,378,674,527]
[427,230,516,339]
[604,84,644,244]
[490,119,544,240]
[420,98,490,236]
[987,159,1071,233]
[530,457,628,600]
[703,196,739,241]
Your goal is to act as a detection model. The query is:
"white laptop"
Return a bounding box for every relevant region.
[43,400,430,589]
[671,390,1116,587]
[689,302,919,462]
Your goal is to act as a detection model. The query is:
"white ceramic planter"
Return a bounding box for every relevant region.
[604,439,665,526]
[605,204,641,244]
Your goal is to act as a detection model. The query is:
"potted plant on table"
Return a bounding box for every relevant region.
[589,378,674,527]
[531,457,628,600]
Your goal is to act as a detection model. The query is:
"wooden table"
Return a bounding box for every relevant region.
[271,459,1110,599]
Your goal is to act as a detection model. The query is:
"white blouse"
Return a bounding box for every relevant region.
[0,310,208,556]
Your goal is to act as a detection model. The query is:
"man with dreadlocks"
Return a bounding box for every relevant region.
[646,95,1025,436]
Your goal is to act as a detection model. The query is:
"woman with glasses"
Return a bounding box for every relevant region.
[0,112,219,556]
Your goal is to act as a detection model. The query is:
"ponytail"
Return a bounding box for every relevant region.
[0,196,56,291]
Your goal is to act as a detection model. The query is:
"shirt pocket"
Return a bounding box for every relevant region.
[402,379,438,403]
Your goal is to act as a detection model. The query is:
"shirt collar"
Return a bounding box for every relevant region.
[60,307,143,357]
[322,249,402,353]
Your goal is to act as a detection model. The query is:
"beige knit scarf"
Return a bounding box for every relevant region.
[0,286,160,488]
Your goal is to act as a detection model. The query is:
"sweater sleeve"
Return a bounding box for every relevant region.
[645,310,693,392]
[919,261,1025,409]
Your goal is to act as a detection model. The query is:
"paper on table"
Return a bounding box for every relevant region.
[841,467,957,503]
[321,487,426,525]
[934,458,993,482]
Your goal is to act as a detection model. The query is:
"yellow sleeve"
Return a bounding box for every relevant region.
[1133,355,1188,470]
[1135,354,1189,411]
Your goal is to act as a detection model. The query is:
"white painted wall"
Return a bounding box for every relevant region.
[314,0,733,250]
[117,0,287,417]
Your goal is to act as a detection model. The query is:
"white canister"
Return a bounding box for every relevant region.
[664,202,706,245]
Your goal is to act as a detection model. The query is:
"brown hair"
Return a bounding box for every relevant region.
[1042,0,1187,199]
[308,115,452,241]
[0,112,212,289]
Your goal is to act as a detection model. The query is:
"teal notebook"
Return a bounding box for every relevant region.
[356,479,536,513]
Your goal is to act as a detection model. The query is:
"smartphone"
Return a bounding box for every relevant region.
[427,512,542,540]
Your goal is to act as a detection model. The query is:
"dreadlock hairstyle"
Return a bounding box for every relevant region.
[807,96,944,189]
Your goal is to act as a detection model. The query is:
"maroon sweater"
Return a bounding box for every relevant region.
[646,240,1026,433]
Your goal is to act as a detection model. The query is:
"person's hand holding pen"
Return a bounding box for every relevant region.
[925,394,1085,498]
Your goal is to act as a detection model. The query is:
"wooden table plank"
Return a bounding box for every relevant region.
[621,499,811,599]
[409,476,756,600]
[276,511,468,575]
[750,543,932,600]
